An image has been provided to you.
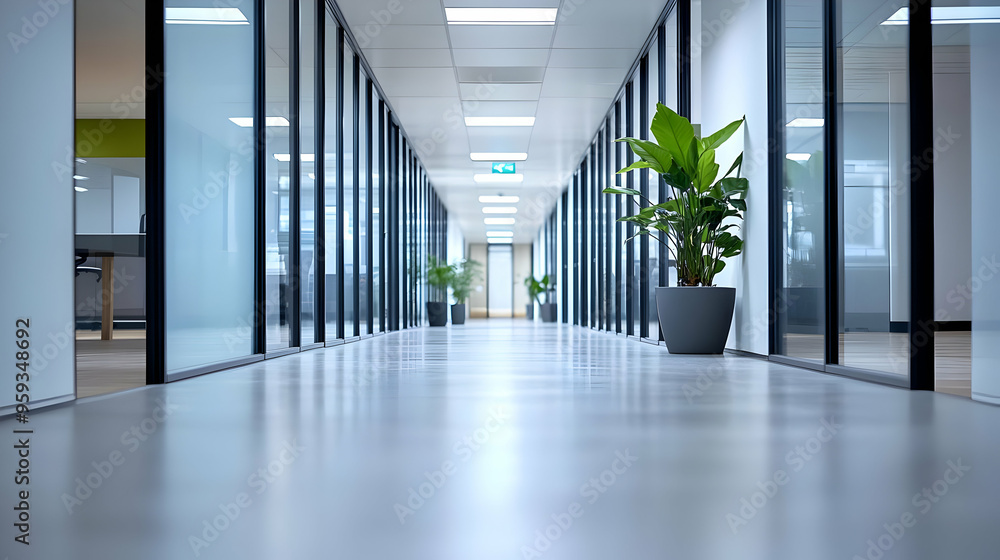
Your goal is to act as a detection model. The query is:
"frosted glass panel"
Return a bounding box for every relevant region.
[164,0,256,373]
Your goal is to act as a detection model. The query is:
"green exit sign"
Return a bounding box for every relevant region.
[492,162,516,174]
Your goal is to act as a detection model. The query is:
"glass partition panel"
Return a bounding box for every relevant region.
[300,0,317,345]
[323,12,340,342]
[164,0,256,373]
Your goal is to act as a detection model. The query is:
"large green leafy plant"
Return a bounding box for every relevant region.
[450,259,482,304]
[426,255,453,299]
[605,103,747,287]
[523,274,553,304]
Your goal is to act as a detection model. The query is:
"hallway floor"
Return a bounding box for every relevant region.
[5,321,1000,559]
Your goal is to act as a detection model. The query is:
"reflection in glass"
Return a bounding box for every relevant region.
[359,73,369,335]
[264,0,290,351]
[323,11,339,341]
[344,43,356,336]
[778,0,825,361]
[838,0,910,376]
[164,0,256,372]
[300,0,317,345]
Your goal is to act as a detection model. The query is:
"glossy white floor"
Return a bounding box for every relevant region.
[4,320,1000,559]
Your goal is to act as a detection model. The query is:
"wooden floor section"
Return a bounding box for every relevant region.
[75,329,146,398]
[784,331,971,397]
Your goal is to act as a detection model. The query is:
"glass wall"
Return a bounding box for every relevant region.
[152,2,447,380]
[837,0,910,376]
[300,0,318,345]
[776,0,825,362]
[164,0,256,375]
[323,12,339,342]
[264,0,291,352]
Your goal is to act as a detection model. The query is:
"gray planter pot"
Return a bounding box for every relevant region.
[655,287,735,354]
[427,302,448,327]
[539,303,558,323]
[526,304,534,320]
[451,303,466,325]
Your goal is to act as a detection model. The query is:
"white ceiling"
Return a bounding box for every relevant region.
[337,0,667,243]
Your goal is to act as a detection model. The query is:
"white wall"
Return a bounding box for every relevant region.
[698,0,769,355]
[513,244,532,317]
[1,0,77,412]
[446,214,465,264]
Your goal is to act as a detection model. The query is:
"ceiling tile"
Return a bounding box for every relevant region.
[456,66,546,83]
[355,25,450,50]
[459,83,542,101]
[448,26,555,49]
[375,67,459,97]
[548,48,636,68]
[461,101,538,117]
[452,49,550,67]
[337,0,446,26]
[365,49,453,68]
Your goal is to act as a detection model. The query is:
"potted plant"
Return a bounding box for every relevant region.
[605,103,747,354]
[524,275,557,322]
[523,276,542,320]
[449,258,482,325]
[426,255,452,327]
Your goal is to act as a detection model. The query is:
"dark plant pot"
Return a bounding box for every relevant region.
[526,304,534,320]
[655,287,735,354]
[539,303,558,323]
[451,304,466,325]
[427,302,448,327]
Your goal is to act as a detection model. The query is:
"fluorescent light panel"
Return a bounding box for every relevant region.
[165,7,249,25]
[471,152,527,161]
[274,153,316,162]
[73,175,88,180]
[474,174,523,184]
[484,217,515,225]
[786,153,812,162]
[479,195,520,203]
[229,117,290,127]
[482,207,517,214]
[465,117,535,127]
[445,8,557,25]
[74,186,88,192]
[882,6,1000,25]
[486,231,514,238]
[487,238,514,244]
[787,118,824,128]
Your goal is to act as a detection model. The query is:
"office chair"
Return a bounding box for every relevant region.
[75,253,102,282]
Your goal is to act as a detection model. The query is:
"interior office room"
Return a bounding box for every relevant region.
[2,0,1000,558]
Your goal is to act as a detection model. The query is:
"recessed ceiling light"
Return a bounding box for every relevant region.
[882,6,1000,25]
[482,207,518,214]
[274,154,316,162]
[787,118,824,128]
[479,195,520,203]
[475,174,523,184]
[74,186,88,192]
[166,7,250,25]
[75,158,87,164]
[73,175,88,180]
[486,231,514,238]
[445,8,558,26]
[484,217,515,225]
[471,152,528,161]
[786,153,812,162]
[487,238,514,244]
[229,117,290,127]
[465,117,535,127]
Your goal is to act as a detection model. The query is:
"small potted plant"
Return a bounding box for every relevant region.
[426,255,453,327]
[606,103,747,354]
[523,276,542,320]
[449,259,481,325]
[524,274,557,322]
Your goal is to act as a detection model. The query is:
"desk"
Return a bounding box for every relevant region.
[75,234,145,340]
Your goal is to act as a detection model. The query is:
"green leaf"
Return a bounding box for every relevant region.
[696,148,720,193]
[619,137,672,173]
[717,177,749,198]
[603,186,642,196]
[724,153,744,178]
[703,117,745,151]
[616,160,655,174]
[650,103,696,172]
